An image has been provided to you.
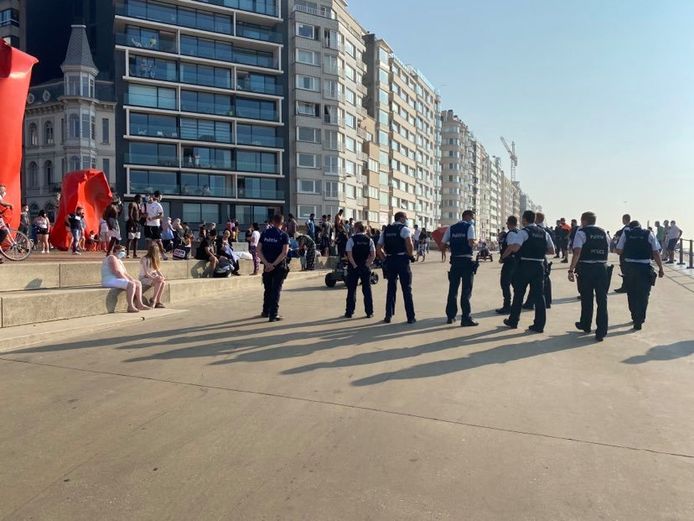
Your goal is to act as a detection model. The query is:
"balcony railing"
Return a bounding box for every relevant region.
[236,80,283,96]
[292,3,335,19]
[236,22,283,43]
[193,0,279,18]
[236,135,284,148]
[236,161,279,174]
[237,188,285,200]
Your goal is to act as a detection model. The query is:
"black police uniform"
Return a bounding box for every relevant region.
[259,226,289,320]
[622,227,655,327]
[508,225,550,330]
[523,224,553,309]
[498,228,519,312]
[345,233,374,317]
[445,221,476,323]
[382,223,415,322]
[575,226,610,339]
[613,225,629,292]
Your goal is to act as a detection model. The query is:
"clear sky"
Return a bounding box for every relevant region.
[349,0,694,236]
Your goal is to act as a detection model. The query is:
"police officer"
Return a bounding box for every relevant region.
[345,222,376,319]
[442,209,478,326]
[615,220,664,330]
[496,215,519,314]
[258,214,290,322]
[502,210,555,333]
[377,211,416,324]
[567,212,610,342]
[613,214,631,293]
[523,211,553,310]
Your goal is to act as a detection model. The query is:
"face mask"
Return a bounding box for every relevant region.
[117,251,126,259]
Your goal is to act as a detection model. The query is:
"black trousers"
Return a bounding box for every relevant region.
[623,263,652,325]
[500,259,517,308]
[577,263,609,337]
[524,260,552,307]
[509,261,546,329]
[262,265,289,318]
[346,265,373,316]
[446,257,475,320]
[385,256,415,321]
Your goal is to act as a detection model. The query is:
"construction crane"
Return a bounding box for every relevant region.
[500,137,517,182]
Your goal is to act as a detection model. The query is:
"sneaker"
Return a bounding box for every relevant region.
[461,319,479,327]
[527,325,544,333]
[269,315,283,322]
[503,319,518,329]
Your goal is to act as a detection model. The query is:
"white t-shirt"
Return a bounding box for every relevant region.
[146,202,163,227]
[413,229,421,241]
[666,224,682,242]
[250,230,261,247]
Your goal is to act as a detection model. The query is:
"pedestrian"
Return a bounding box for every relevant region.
[139,243,167,308]
[126,195,142,258]
[344,222,375,318]
[568,219,579,263]
[615,220,665,330]
[665,220,682,264]
[103,202,121,256]
[496,216,520,314]
[33,209,51,254]
[144,191,168,260]
[442,209,478,327]
[567,212,610,342]
[413,224,421,253]
[416,228,429,261]
[297,234,316,271]
[654,221,665,248]
[258,214,290,322]
[613,214,632,293]
[66,206,85,255]
[523,212,553,309]
[249,222,261,275]
[502,210,555,333]
[306,213,316,242]
[19,204,30,236]
[377,211,416,324]
[286,213,297,238]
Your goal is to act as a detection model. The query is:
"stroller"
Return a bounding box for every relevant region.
[325,258,380,288]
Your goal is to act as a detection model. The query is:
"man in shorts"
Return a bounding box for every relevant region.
[145,191,167,260]
[127,194,142,258]
[665,220,682,264]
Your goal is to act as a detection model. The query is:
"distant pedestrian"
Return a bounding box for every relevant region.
[665,220,682,264]
[613,214,632,293]
[126,195,142,258]
[496,216,519,314]
[249,222,261,275]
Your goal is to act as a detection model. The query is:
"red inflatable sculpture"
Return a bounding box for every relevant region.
[50,170,113,251]
[431,226,449,250]
[0,40,38,229]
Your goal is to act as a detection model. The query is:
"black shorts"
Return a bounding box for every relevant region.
[144,225,161,240]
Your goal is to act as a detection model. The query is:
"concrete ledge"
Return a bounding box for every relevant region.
[1,270,326,328]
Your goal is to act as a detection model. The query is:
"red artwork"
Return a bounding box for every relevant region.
[50,170,113,251]
[0,41,38,229]
[431,226,449,250]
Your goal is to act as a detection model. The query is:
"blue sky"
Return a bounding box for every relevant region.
[350,0,694,235]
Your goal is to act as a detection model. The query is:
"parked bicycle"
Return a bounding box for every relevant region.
[0,208,32,261]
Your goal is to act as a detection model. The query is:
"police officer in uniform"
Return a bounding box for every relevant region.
[345,222,376,318]
[523,211,553,309]
[258,214,290,322]
[442,209,479,326]
[615,220,664,330]
[567,212,610,342]
[613,214,631,293]
[502,210,555,333]
[377,211,416,324]
[496,215,519,314]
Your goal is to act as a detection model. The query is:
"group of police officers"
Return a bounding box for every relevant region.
[256,211,666,341]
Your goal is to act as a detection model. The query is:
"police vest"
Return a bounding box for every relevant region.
[351,234,372,265]
[260,227,288,263]
[579,226,608,262]
[449,221,473,257]
[383,223,407,255]
[623,228,652,260]
[500,229,519,258]
[519,225,547,260]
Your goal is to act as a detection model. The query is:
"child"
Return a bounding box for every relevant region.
[99,218,109,252]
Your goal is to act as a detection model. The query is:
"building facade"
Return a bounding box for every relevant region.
[23,24,117,218]
[439,109,469,226]
[0,0,24,48]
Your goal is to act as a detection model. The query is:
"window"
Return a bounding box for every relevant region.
[298,179,321,194]
[344,160,356,176]
[129,55,178,82]
[297,127,321,143]
[323,79,339,99]
[102,119,110,144]
[345,89,356,105]
[297,153,319,168]
[127,84,176,109]
[323,54,338,75]
[296,74,320,92]
[81,113,91,139]
[28,162,38,187]
[297,101,319,117]
[180,118,231,143]
[344,64,355,81]
[324,155,339,175]
[296,49,319,66]
[28,123,38,146]
[102,158,110,177]
[344,40,356,58]
[70,156,80,171]
[69,114,80,139]
[324,130,339,150]
[236,150,278,174]
[324,181,338,198]
[344,136,356,152]
[43,161,52,186]
[44,122,54,145]
[237,124,280,147]
[296,23,316,39]
[181,90,232,116]
[344,113,356,129]
[182,203,219,224]
[368,186,379,199]
[297,205,318,219]
[345,184,356,199]
[236,97,278,121]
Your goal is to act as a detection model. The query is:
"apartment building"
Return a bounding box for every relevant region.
[439,110,469,225]
[25,0,287,226]
[287,0,369,224]
[499,172,516,224]
[364,34,441,230]
[23,25,117,218]
[0,0,24,48]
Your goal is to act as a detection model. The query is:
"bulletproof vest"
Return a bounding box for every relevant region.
[579,226,608,262]
[351,234,372,265]
[500,229,518,257]
[449,221,473,257]
[383,223,406,255]
[623,228,652,260]
[519,225,547,260]
[260,227,286,263]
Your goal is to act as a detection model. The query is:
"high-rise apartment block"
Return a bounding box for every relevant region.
[0,0,24,48]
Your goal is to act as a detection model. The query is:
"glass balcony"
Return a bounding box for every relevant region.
[236,135,283,148]
[236,79,283,95]
[235,106,279,121]
[125,152,179,167]
[237,187,284,200]
[116,32,177,53]
[236,22,282,43]
[182,151,233,170]
[130,180,180,195]
[130,121,179,139]
[236,161,279,174]
[192,0,279,18]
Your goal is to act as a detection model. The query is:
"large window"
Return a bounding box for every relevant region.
[297,102,319,117]
[43,161,53,186]
[127,84,176,109]
[237,177,283,200]
[236,151,278,174]
[28,123,38,146]
[130,170,178,195]
[129,55,177,81]
[44,122,54,145]
[124,25,176,52]
[180,62,231,89]
[181,173,229,197]
[296,74,320,92]
[296,49,319,66]
[236,97,278,121]
[237,124,281,148]
[130,113,178,138]
[182,146,232,169]
[298,179,321,194]
[182,203,219,224]
[297,127,320,143]
[296,23,316,39]
[0,8,20,27]
[297,153,318,168]
[181,90,232,116]
[180,118,231,143]
[180,35,232,62]
[128,142,177,166]
[237,71,281,95]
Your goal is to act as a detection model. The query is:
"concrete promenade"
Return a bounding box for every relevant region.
[1,258,693,520]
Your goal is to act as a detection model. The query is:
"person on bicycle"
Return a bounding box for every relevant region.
[0,184,14,262]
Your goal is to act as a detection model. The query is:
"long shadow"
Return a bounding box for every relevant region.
[351,333,595,386]
[622,341,694,364]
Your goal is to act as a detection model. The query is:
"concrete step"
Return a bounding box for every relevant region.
[0,270,326,328]
[0,256,337,293]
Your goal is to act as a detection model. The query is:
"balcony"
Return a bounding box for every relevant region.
[182,155,234,170]
[292,3,335,19]
[236,135,284,148]
[237,187,285,200]
[116,32,177,54]
[193,0,279,18]
[125,152,179,167]
[235,107,280,122]
[236,79,283,96]
[236,160,279,174]
[236,22,283,43]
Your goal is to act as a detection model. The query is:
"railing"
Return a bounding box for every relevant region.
[292,3,335,19]
[674,237,694,269]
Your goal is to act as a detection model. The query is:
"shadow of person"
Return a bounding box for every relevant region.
[351,333,594,386]
[622,341,694,364]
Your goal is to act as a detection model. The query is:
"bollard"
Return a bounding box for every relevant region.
[688,240,694,270]
[678,238,686,266]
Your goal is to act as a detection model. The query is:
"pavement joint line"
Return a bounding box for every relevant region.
[2,356,693,462]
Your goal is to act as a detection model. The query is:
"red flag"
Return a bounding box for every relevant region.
[431,226,449,250]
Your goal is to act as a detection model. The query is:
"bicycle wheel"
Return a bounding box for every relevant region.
[1,230,32,261]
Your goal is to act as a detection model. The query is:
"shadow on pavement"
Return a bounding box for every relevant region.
[621,341,694,364]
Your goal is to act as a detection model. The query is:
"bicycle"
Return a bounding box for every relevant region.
[0,208,32,261]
